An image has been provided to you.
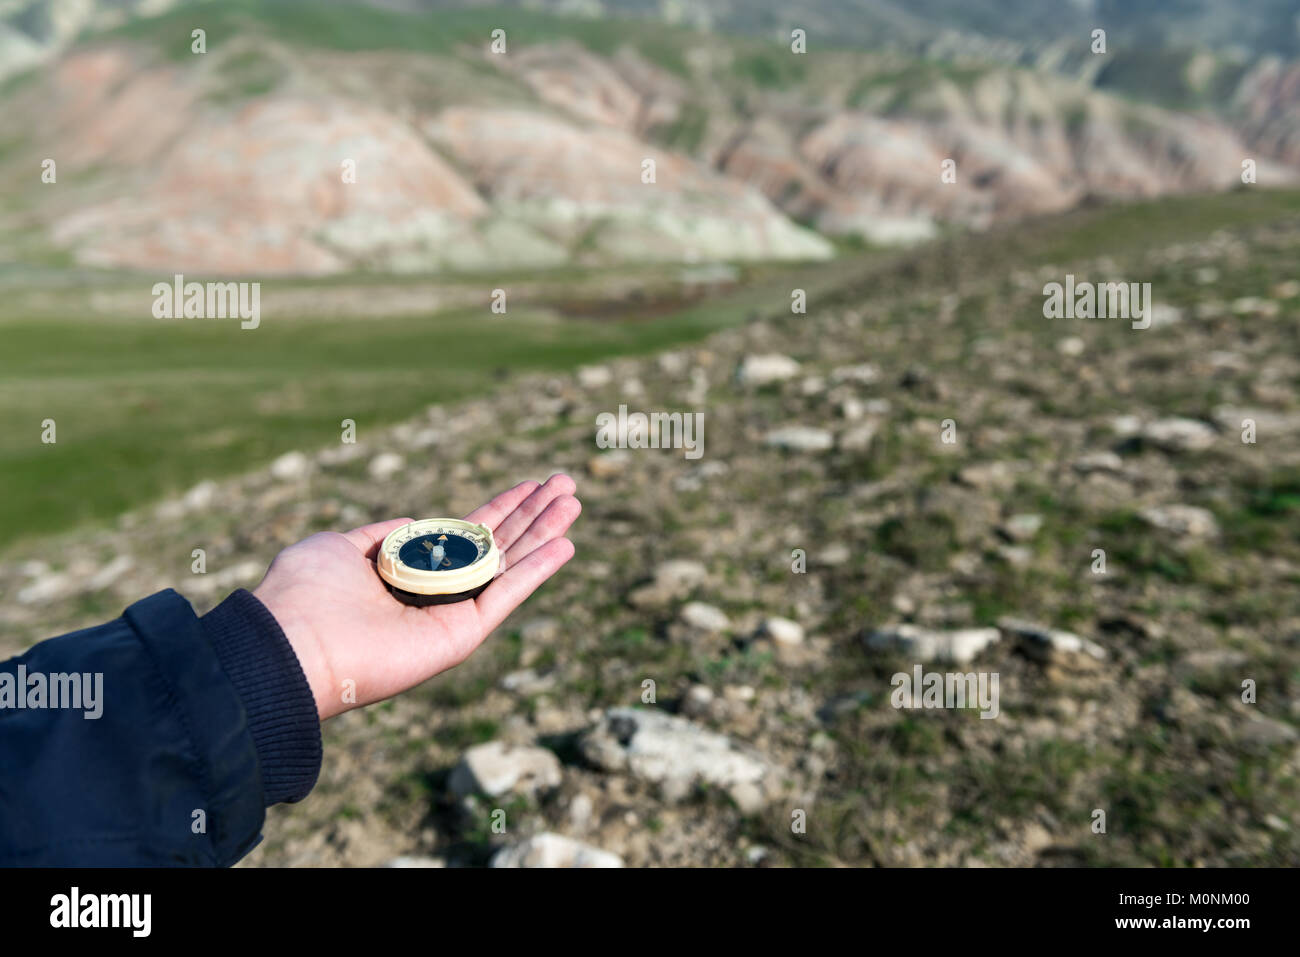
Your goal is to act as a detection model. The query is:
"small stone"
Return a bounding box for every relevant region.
[578,365,613,388]
[765,426,834,452]
[654,560,707,589]
[680,601,731,633]
[839,422,878,452]
[758,617,805,646]
[865,624,1002,665]
[956,461,1015,492]
[1149,304,1183,327]
[1000,514,1043,542]
[17,573,70,605]
[1072,451,1124,474]
[448,741,562,799]
[1139,504,1219,539]
[681,684,715,717]
[1236,717,1298,752]
[490,833,624,868]
[1231,297,1280,317]
[368,452,405,480]
[817,543,851,566]
[183,481,218,510]
[87,555,133,591]
[269,451,310,481]
[1057,336,1085,356]
[998,617,1106,666]
[581,707,774,811]
[830,363,880,385]
[588,450,630,478]
[1141,418,1217,452]
[386,856,447,868]
[736,354,800,386]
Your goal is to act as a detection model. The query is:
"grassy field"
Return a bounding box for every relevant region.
[4,188,1299,550]
[0,257,867,547]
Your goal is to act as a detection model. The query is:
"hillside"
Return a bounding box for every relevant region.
[1,1,1297,276]
[3,189,1298,866]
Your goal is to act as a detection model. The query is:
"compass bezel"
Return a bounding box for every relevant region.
[376,518,500,603]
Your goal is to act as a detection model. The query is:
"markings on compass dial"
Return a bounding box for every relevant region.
[395,528,485,572]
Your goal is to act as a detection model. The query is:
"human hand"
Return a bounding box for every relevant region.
[252,474,580,720]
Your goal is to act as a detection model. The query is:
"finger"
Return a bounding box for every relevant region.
[493,473,577,552]
[503,494,581,569]
[464,479,541,530]
[475,537,575,634]
[342,517,415,559]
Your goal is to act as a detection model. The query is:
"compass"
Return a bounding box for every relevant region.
[376,518,501,606]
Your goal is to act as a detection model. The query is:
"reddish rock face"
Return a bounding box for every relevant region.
[4,30,1297,275]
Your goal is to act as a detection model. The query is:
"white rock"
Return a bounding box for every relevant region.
[654,560,707,588]
[519,617,560,643]
[449,741,562,799]
[87,555,134,591]
[17,573,70,605]
[998,618,1107,664]
[1141,418,1217,452]
[759,617,805,646]
[1149,304,1183,327]
[269,451,310,481]
[1072,451,1124,474]
[581,707,773,811]
[840,421,878,452]
[736,354,800,386]
[386,856,446,868]
[183,481,218,510]
[368,452,405,480]
[865,624,1002,665]
[577,365,613,388]
[681,684,715,717]
[765,426,834,452]
[490,833,624,868]
[830,363,880,385]
[680,601,731,633]
[1000,514,1043,542]
[1139,504,1219,538]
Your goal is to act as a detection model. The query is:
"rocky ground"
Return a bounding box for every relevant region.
[3,202,1299,867]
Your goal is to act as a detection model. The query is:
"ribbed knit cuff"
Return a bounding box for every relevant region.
[199,589,323,806]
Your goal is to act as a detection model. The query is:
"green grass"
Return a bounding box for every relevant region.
[0,256,847,546]
[6,187,1300,549]
[94,0,696,76]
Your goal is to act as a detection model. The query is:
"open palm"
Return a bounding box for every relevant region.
[253,474,580,720]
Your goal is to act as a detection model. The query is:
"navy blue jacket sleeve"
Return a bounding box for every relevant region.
[0,589,322,866]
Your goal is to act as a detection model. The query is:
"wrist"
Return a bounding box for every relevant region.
[200,589,324,804]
